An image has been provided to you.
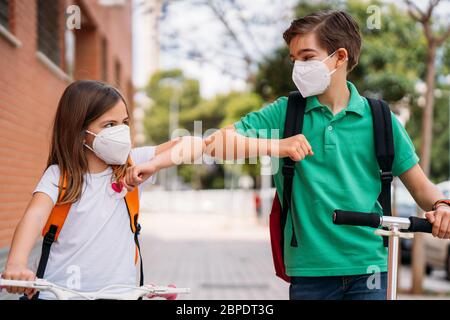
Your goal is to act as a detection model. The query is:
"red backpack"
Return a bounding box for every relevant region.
[269,92,395,283]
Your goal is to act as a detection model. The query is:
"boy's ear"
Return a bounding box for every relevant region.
[335,48,349,68]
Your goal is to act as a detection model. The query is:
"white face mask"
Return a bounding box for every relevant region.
[292,51,346,97]
[84,124,131,165]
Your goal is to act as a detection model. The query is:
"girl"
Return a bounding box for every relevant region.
[1,80,204,299]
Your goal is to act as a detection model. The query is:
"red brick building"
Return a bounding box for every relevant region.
[0,0,134,250]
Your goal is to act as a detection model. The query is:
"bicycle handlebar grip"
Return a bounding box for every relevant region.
[408,217,433,233]
[333,210,381,228]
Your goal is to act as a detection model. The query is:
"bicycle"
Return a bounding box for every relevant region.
[332,210,434,300]
[0,277,190,300]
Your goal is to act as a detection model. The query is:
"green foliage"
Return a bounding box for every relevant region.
[348,1,427,102]
[144,70,265,188]
[254,0,427,105]
[144,69,201,144]
[407,90,450,183]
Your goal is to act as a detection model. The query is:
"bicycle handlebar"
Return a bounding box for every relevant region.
[0,277,190,300]
[333,210,433,233]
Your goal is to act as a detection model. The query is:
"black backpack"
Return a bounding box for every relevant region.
[270,91,394,282]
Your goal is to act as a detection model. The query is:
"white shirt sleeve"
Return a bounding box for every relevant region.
[33,165,61,205]
[130,146,158,187]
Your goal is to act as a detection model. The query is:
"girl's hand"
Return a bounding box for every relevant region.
[1,264,36,299]
[122,161,158,192]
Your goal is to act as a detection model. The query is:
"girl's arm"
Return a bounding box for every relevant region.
[154,136,182,156]
[2,192,54,298]
[122,136,205,190]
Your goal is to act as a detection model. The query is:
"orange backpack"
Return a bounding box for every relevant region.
[34,156,144,298]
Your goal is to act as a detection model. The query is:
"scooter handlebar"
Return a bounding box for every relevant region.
[333,210,381,228]
[333,210,433,234]
[408,216,432,233]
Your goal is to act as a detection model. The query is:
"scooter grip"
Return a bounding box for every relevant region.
[408,217,432,233]
[333,210,381,228]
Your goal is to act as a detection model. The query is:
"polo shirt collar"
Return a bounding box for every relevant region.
[305,81,365,117]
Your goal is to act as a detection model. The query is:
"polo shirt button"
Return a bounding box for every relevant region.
[328,126,333,131]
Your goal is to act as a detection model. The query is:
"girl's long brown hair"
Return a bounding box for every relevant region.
[47,80,130,205]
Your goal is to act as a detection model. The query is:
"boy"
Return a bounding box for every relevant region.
[199,10,450,300]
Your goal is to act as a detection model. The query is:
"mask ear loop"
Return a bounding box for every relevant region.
[83,130,96,152]
[325,50,349,75]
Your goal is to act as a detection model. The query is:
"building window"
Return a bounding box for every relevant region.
[115,60,121,88]
[101,38,108,81]
[37,0,60,66]
[0,0,10,30]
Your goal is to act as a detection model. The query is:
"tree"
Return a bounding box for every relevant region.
[144,68,265,189]
[404,0,450,295]
[179,91,264,189]
[254,0,427,108]
[144,69,201,144]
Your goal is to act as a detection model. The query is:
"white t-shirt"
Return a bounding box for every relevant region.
[31,147,156,300]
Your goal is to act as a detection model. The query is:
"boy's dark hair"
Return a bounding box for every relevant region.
[283,10,362,71]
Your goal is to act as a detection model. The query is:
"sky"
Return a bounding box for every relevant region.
[132,0,450,99]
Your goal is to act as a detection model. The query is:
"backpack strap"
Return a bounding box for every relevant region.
[123,157,144,288]
[33,173,70,299]
[36,173,70,280]
[280,91,306,250]
[367,98,395,247]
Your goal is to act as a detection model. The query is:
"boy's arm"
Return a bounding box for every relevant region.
[123,136,205,190]
[204,125,314,161]
[400,164,450,239]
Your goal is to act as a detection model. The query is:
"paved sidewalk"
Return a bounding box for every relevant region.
[139,212,289,300]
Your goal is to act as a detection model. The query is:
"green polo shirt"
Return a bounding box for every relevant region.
[234,81,419,277]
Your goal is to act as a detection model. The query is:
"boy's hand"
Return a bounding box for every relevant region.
[122,162,158,192]
[425,205,450,239]
[1,264,36,299]
[278,134,314,161]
